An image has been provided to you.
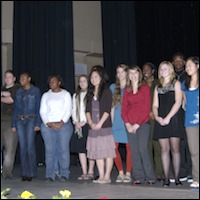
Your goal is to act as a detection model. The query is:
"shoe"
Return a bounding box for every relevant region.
[123,175,132,183]
[21,176,26,181]
[59,176,68,182]
[148,180,156,185]
[190,181,199,188]
[87,173,94,180]
[187,175,193,183]
[179,176,187,182]
[169,178,175,183]
[163,179,170,187]
[45,177,54,182]
[98,179,111,184]
[175,179,182,186]
[116,174,124,183]
[132,180,141,185]
[26,177,32,182]
[78,174,89,180]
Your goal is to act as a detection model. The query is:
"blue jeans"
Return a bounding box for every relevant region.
[16,118,37,177]
[41,120,73,179]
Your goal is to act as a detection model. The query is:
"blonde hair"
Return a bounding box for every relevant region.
[157,61,176,87]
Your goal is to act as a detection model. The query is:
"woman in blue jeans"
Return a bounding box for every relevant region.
[11,72,41,181]
[40,74,73,182]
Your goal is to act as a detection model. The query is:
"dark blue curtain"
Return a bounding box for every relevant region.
[13,1,75,94]
[101,1,137,83]
[101,1,199,76]
[134,1,199,67]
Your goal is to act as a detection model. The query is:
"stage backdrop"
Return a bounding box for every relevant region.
[13,1,75,94]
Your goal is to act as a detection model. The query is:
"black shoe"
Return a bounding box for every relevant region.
[59,176,68,182]
[21,176,26,181]
[163,179,170,187]
[175,179,182,186]
[26,177,32,181]
[45,177,54,182]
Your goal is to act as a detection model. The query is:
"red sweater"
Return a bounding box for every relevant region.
[121,84,151,125]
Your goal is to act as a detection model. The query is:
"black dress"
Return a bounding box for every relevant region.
[70,124,89,153]
[153,80,185,140]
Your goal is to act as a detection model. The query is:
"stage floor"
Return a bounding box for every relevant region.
[1,164,199,199]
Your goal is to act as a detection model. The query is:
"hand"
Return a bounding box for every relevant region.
[1,91,11,97]
[162,117,170,126]
[11,127,16,133]
[34,126,40,132]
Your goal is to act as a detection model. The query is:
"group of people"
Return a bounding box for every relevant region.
[1,53,199,189]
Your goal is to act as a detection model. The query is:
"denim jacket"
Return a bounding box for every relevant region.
[12,84,42,128]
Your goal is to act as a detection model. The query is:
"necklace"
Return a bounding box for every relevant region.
[175,70,185,81]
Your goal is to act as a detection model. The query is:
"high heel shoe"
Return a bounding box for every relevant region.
[175,179,182,186]
[163,179,170,187]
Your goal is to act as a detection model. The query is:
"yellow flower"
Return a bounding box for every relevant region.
[20,191,35,199]
[59,190,71,198]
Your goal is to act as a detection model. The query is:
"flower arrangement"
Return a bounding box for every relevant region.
[52,190,71,199]
[18,190,36,199]
[1,188,71,199]
[1,188,11,199]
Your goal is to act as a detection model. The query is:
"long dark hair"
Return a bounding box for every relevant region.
[86,65,109,102]
[185,56,199,90]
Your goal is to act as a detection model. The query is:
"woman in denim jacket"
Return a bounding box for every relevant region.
[11,72,41,181]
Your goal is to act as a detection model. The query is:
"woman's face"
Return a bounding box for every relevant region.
[159,64,170,78]
[117,67,127,82]
[185,60,199,76]
[91,71,101,87]
[79,76,88,90]
[49,77,61,90]
[129,69,139,83]
[143,65,153,80]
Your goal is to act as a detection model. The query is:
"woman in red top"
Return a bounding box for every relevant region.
[121,65,156,184]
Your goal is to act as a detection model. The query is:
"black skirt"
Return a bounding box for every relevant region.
[70,124,89,153]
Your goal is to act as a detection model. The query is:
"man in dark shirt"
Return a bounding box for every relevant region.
[1,70,20,179]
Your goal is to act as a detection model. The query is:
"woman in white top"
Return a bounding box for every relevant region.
[71,75,95,180]
[40,74,73,182]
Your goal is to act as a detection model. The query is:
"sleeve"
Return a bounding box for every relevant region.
[61,91,72,123]
[121,88,129,123]
[39,93,48,125]
[72,93,77,123]
[11,90,19,128]
[35,88,42,127]
[101,88,112,114]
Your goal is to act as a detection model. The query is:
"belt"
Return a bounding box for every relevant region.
[17,115,35,120]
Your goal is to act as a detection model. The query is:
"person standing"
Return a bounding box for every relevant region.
[172,52,193,182]
[142,62,164,181]
[86,65,116,184]
[71,75,95,180]
[121,65,156,185]
[152,61,184,187]
[40,74,73,182]
[181,56,199,188]
[11,72,41,181]
[1,70,20,179]
[110,64,132,183]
